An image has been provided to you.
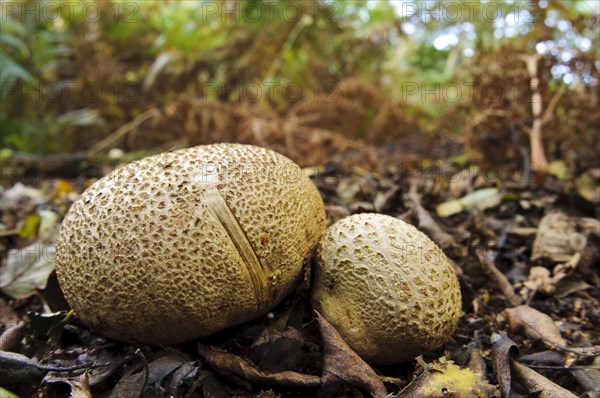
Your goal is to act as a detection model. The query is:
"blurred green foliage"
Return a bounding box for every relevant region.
[0,0,597,154]
[1,1,105,153]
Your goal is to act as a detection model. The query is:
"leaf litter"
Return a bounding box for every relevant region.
[1,149,599,397]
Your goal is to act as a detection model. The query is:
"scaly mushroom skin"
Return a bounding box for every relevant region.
[311,213,462,364]
[55,144,326,344]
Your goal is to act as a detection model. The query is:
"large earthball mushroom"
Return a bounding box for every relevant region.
[311,213,462,364]
[56,144,326,344]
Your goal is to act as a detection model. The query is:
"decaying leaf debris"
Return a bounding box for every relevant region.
[2,151,598,397]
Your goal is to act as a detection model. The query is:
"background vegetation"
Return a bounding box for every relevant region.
[1,0,598,171]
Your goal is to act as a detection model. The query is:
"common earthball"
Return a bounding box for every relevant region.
[55,144,326,344]
[311,213,462,364]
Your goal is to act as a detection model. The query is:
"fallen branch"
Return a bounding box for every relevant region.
[407,179,456,249]
[3,152,89,164]
[476,248,521,307]
[407,179,463,276]
[511,359,578,398]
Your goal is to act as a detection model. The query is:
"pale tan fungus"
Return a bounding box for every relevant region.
[55,143,326,344]
[311,213,462,364]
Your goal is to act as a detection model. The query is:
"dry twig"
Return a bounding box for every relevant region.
[87,108,160,156]
[477,248,521,307]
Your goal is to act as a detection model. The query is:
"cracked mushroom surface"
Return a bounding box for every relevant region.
[311,213,462,364]
[55,143,326,344]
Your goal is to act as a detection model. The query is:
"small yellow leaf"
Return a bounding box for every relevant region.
[436,199,464,217]
[547,160,571,181]
[399,360,499,398]
[19,213,41,239]
[436,188,501,217]
[51,179,77,199]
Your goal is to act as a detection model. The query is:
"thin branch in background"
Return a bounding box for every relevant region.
[541,85,567,126]
[87,108,160,156]
[262,15,313,85]
[522,54,547,185]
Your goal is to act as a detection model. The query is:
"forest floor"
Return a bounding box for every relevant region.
[1,137,599,398]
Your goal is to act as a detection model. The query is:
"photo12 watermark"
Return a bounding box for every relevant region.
[398,161,546,185]
[197,1,339,23]
[395,1,540,24]
[1,1,139,23]
[1,1,340,24]
[1,81,141,105]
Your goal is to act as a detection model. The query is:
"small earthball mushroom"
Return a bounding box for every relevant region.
[311,213,462,364]
[55,144,326,344]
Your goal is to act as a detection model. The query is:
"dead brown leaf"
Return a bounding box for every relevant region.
[518,350,564,366]
[523,254,583,295]
[199,313,389,397]
[108,351,148,398]
[195,370,230,398]
[0,350,44,383]
[523,266,558,294]
[248,307,317,373]
[570,357,600,396]
[507,305,600,357]
[505,305,567,348]
[0,320,25,351]
[491,332,518,398]
[197,343,322,389]
[0,298,20,324]
[531,212,587,262]
[315,311,387,398]
[249,331,314,374]
[511,360,578,398]
[109,352,196,398]
[467,349,488,378]
[251,309,292,347]
[43,371,92,398]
